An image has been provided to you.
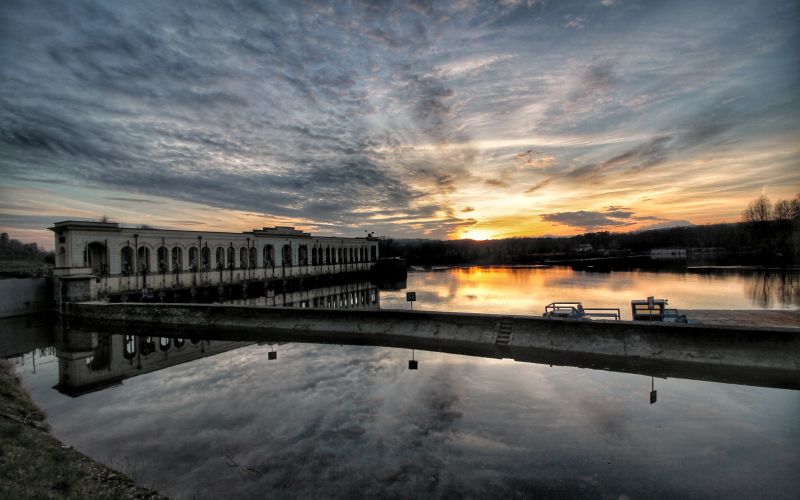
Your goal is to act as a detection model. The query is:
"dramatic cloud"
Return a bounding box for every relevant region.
[540,206,676,231]
[1,0,798,245]
[541,209,632,230]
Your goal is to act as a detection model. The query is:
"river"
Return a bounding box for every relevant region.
[5,266,799,499]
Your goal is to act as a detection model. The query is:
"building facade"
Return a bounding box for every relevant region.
[50,221,380,296]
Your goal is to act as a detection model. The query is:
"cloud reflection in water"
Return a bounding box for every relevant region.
[16,338,800,500]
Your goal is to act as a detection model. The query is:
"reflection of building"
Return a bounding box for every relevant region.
[56,278,380,395]
[246,281,380,310]
[650,248,686,259]
[49,220,380,301]
[56,332,249,396]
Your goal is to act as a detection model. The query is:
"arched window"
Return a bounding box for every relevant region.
[325,247,330,264]
[157,246,168,272]
[249,247,257,268]
[298,245,308,266]
[311,247,317,266]
[173,338,185,349]
[121,246,133,275]
[227,246,235,269]
[140,336,155,356]
[337,248,342,264]
[159,337,170,352]
[216,247,225,270]
[240,247,248,269]
[282,244,292,266]
[201,246,210,271]
[86,242,107,275]
[188,247,198,271]
[263,245,274,268]
[123,335,136,359]
[171,247,183,271]
[370,246,377,261]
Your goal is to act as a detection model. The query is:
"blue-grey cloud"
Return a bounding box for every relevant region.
[1,0,798,239]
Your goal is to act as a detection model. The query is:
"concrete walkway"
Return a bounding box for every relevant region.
[65,303,800,378]
[683,309,800,328]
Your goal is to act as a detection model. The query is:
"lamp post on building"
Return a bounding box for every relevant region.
[198,237,203,268]
[161,236,167,288]
[134,233,139,290]
[229,242,234,282]
[197,236,202,284]
[204,241,208,281]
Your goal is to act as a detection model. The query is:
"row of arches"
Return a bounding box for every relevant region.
[86,241,377,276]
[123,336,197,360]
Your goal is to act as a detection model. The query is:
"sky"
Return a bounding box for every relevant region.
[1,0,799,248]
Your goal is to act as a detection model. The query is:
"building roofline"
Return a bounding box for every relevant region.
[48,221,375,242]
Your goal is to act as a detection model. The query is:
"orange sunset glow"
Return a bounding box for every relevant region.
[1,0,798,248]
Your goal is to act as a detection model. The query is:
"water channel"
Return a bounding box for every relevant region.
[5,266,799,499]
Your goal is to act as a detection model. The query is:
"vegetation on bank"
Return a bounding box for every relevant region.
[0,233,54,277]
[0,360,168,500]
[0,233,53,263]
[380,195,800,266]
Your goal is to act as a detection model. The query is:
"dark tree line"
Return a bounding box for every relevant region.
[0,233,53,262]
[381,194,800,266]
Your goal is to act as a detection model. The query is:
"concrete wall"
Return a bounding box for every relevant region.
[66,303,800,373]
[0,278,49,318]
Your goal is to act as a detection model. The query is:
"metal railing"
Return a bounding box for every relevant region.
[544,302,621,321]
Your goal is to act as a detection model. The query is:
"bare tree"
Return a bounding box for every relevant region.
[742,195,772,222]
[774,199,794,222]
[99,214,110,223]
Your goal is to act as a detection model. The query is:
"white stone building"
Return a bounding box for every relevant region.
[50,220,380,297]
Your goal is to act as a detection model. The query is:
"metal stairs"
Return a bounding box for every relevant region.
[496,320,513,345]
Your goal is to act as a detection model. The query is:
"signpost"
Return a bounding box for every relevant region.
[406,291,416,309]
[650,376,657,404]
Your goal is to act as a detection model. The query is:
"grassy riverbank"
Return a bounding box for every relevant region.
[0,360,168,499]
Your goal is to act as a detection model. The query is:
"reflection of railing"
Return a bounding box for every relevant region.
[544,302,621,320]
[244,281,380,310]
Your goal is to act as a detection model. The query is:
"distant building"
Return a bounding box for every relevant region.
[575,243,593,254]
[688,247,726,255]
[650,247,687,259]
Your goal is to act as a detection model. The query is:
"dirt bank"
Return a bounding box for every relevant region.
[0,359,169,499]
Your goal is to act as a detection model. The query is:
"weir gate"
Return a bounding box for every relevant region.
[49,220,386,305]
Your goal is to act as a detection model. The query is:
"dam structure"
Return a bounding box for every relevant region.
[49,220,380,303]
[44,220,798,384]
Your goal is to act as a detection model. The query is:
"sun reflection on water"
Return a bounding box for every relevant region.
[380,266,799,319]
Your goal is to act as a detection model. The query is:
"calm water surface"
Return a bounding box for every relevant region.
[381,267,799,318]
[7,267,800,499]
